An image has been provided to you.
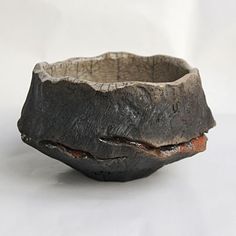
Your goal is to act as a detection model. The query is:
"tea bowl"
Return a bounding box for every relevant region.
[18,52,215,181]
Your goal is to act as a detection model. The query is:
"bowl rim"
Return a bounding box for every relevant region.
[33,52,199,92]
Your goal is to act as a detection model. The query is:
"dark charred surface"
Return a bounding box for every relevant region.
[18,53,216,181]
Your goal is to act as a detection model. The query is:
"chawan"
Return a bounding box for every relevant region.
[18,52,215,181]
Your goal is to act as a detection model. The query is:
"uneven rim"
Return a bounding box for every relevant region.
[33,52,199,91]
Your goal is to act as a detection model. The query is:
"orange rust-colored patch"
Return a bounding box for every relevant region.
[57,143,84,158]
[179,134,207,154]
[57,134,207,160]
[67,149,83,158]
[191,134,207,152]
[156,134,207,160]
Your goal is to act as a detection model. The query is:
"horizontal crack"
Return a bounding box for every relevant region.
[39,140,127,160]
[99,136,156,150]
[99,134,207,159]
[99,136,185,151]
[39,140,90,159]
[38,134,207,161]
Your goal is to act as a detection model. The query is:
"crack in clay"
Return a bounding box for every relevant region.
[39,140,127,161]
[100,134,207,160]
[99,135,207,154]
[99,136,162,150]
[39,134,207,161]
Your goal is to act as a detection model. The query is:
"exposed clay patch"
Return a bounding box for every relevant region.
[40,134,207,161]
[39,140,89,159]
[156,134,207,161]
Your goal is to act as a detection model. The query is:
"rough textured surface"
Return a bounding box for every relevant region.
[18,52,216,181]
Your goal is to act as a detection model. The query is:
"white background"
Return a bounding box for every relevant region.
[0,0,235,235]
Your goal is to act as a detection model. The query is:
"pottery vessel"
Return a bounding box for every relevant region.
[18,52,216,181]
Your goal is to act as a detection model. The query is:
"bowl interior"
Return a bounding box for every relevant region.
[44,53,190,83]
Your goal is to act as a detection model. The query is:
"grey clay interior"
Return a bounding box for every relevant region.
[44,54,190,83]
